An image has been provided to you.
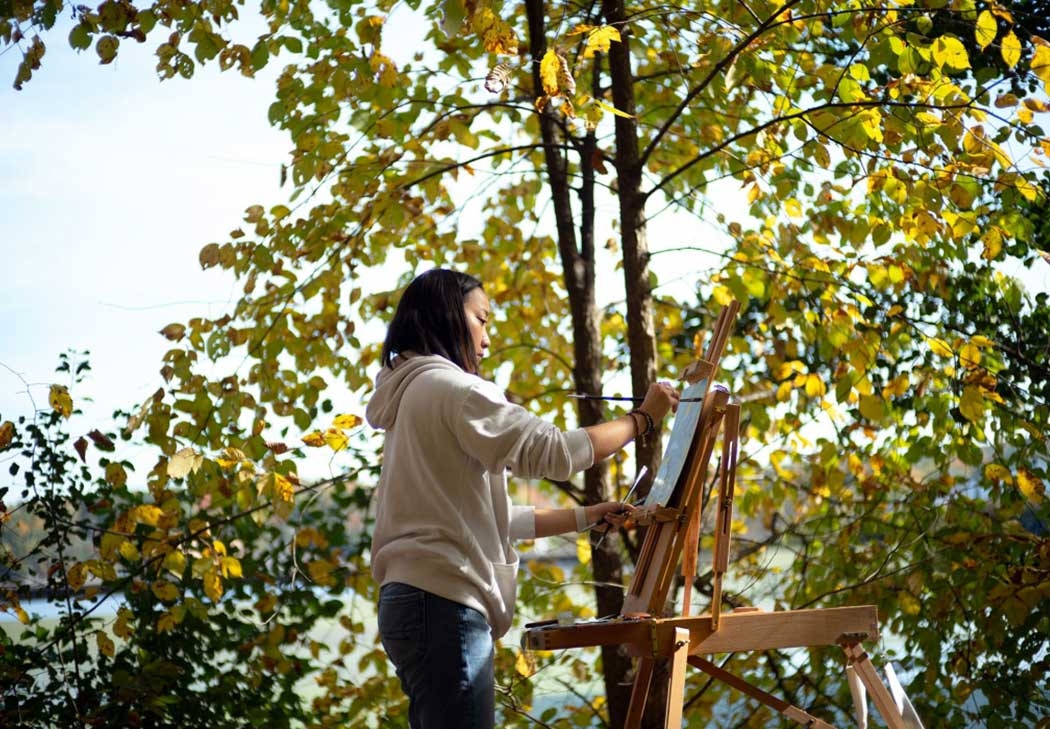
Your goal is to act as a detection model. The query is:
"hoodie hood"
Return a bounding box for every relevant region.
[365,355,466,430]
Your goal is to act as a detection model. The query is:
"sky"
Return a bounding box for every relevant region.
[1,21,291,435]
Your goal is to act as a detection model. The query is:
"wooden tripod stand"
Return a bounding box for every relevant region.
[523,301,915,728]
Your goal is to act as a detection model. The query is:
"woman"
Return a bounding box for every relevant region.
[366,268,679,729]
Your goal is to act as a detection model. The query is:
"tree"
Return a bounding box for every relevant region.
[2,0,1049,727]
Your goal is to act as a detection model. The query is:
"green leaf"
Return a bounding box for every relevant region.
[96,34,119,65]
[959,385,984,423]
[282,36,303,54]
[858,394,884,422]
[69,23,91,51]
[250,41,269,71]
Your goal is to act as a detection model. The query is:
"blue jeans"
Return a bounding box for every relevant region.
[378,582,495,729]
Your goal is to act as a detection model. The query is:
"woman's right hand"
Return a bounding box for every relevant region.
[638,381,680,423]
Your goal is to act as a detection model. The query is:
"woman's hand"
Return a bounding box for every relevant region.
[586,501,636,532]
[583,381,681,461]
[637,381,680,424]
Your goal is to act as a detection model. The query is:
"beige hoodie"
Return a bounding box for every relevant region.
[366,355,594,638]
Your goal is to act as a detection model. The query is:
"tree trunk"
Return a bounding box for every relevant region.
[525,2,635,725]
[603,0,669,725]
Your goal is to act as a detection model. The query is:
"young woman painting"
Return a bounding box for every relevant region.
[366,268,679,729]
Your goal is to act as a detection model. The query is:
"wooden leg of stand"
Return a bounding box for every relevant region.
[842,643,905,729]
[625,657,655,729]
[664,628,690,729]
[846,664,868,729]
[688,656,835,729]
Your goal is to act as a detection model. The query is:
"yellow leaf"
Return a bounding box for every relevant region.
[324,428,349,451]
[933,36,970,72]
[203,569,223,602]
[1032,46,1050,89]
[566,23,595,37]
[928,337,953,358]
[959,385,984,423]
[332,413,362,429]
[984,463,1012,483]
[804,373,826,398]
[151,580,179,602]
[132,504,164,527]
[67,562,87,592]
[711,284,733,306]
[881,375,909,399]
[1017,468,1045,504]
[301,431,326,447]
[576,532,591,565]
[49,384,73,419]
[221,556,243,579]
[583,25,621,59]
[982,227,1003,260]
[96,630,115,658]
[100,532,124,560]
[1001,31,1021,69]
[975,10,997,50]
[104,462,127,489]
[770,450,793,480]
[272,472,295,506]
[306,558,336,586]
[898,592,921,616]
[555,52,575,96]
[515,650,536,678]
[0,420,14,450]
[959,342,981,369]
[114,607,134,639]
[163,550,187,578]
[13,604,29,625]
[593,98,633,119]
[539,49,560,96]
[118,540,140,561]
[157,610,178,633]
[167,447,203,478]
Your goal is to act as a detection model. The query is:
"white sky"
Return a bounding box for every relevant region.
[0,22,291,434]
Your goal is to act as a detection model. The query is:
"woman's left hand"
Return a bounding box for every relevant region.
[586,501,636,531]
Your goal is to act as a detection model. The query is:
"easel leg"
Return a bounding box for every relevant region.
[664,628,690,729]
[625,657,654,729]
[842,643,906,729]
[688,656,835,729]
[846,664,868,729]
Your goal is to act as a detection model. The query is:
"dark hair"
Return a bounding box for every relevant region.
[381,268,483,372]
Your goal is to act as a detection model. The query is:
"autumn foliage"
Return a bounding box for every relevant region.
[3,0,1050,727]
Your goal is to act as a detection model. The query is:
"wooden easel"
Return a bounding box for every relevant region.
[524,301,914,728]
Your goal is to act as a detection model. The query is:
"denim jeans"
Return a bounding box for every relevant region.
[378,582,495,729]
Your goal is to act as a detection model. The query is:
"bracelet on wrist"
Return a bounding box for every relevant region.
[627,411,642,437]
[629,409,655,437]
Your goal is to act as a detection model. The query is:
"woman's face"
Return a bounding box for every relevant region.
[463,287,491,373]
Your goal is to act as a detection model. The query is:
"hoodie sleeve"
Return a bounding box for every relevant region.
[453,381,594,481]
[510,505,536,540]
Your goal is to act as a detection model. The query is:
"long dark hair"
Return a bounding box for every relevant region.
[381,268,483,372]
